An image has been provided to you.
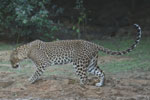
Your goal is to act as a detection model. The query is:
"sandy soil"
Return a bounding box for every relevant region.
[0,51,150,100]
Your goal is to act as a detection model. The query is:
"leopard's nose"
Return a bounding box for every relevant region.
[13,64,19,68]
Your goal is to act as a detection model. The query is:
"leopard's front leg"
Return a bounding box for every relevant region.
[28,49,50,84]
[28,67,46,84]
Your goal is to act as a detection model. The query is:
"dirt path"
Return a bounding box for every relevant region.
[0,70,150,100]
[0,51,150,100]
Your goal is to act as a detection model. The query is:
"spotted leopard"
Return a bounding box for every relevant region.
[10,24,142,87]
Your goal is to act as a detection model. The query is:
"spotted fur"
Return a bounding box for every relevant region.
[10,24,142,87]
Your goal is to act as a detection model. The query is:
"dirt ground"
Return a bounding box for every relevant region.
[0,51,150,100]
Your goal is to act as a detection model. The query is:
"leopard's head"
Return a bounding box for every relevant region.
[10,46,27,68]
[10,49,21,68]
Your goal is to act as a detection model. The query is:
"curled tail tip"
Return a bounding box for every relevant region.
[134,23,139,27]
[134,23,140,29]
[134,23,141,28]
[134,24,142,32]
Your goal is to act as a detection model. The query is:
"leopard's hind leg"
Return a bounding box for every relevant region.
[87,55,105,87]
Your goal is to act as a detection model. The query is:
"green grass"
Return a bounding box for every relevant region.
[0,37,150,77]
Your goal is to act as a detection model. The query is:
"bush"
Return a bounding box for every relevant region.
[0,0,64,42]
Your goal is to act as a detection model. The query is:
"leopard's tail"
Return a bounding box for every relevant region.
[98,24,142,55]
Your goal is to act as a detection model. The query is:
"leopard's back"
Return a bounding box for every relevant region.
[30,40,99,66]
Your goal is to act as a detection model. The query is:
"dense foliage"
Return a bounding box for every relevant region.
[0,0,149,42]
[0,0,64,42]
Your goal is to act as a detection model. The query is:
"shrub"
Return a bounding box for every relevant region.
[0,0,64,42]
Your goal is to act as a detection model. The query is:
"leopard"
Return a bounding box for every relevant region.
[10,24,142,87]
